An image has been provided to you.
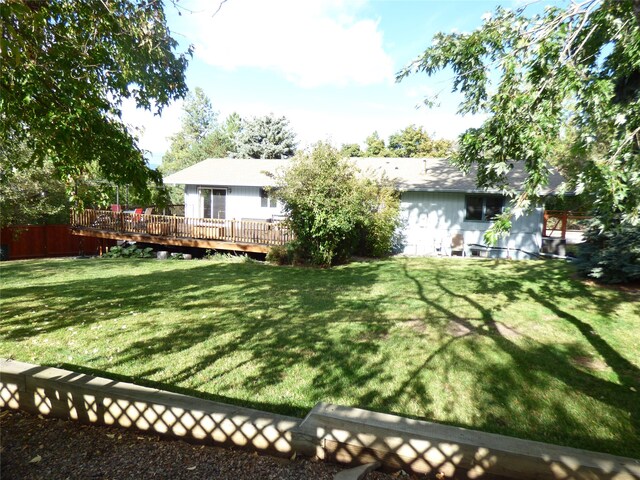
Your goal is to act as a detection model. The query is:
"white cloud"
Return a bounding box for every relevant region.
[120,98,183,160]
[285,109,486,149]
[179,0,394,88]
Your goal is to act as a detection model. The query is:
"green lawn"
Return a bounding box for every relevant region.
[1,256,638,457]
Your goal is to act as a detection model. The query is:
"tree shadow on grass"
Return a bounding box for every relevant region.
[1,260,394,418]
[395,258,639,458]
[1,257,638,459]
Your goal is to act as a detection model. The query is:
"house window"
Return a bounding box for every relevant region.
[260,188,277,208]
[199,188,226,219]
[465,195,504,221]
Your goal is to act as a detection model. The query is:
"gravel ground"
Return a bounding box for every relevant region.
[1,409,405,480]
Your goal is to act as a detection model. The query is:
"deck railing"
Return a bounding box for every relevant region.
[543,210,591,238]
[71,210,293,246]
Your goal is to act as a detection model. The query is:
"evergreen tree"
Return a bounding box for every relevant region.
[233,115,297,159]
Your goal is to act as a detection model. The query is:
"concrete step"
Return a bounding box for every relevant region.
[292,402,640,480]
[0,358,299,456]
[3,359,639,480]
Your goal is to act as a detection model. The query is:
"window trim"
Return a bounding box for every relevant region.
[260,188,277,208]
[198,187,227,219]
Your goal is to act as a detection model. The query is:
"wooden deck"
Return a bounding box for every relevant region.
[71,210,293,254]
[542,210,590,243]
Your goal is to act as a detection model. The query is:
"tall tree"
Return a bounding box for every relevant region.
[160,88,230,175]
[1,0,190,196]
[340,143,364,157]
[398,0,640,237]
[387,125,453,157]
[179,87,218,142]
[212,111,242,156]
[233,114,297,159]
[364,131,391,157]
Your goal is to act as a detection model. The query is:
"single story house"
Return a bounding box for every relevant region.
[164,157,564,259]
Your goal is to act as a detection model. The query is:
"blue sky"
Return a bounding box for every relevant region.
[121,0,549,166]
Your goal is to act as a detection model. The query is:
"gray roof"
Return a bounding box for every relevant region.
[163,157,565,194]
[163,158,289,187]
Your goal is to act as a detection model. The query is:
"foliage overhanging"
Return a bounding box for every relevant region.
[1,0,191,198]
[398,0,640,238]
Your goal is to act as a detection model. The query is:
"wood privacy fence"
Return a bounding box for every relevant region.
[71,210,293,246]
[0,225,115,260]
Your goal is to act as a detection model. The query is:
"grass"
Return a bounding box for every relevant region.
[1,256,639,458]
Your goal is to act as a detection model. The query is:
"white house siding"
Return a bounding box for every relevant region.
[183,185,284,221]
[182,186,542,258]
[399,191,543,259]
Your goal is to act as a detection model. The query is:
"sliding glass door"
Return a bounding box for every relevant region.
[199,188,226,219]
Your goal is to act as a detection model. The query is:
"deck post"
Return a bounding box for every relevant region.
[561,212,568,239]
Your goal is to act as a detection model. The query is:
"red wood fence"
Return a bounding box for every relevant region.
[0,225,115,260]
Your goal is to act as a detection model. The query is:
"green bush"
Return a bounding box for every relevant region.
[575,224,640,284]
[271,142,401,266]
[103,245,154,259]
[266,245,294,265]
[355,178,401,258]
[203,250,254,263]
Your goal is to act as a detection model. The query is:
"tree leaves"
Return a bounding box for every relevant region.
[160,88,238,176]
[399,0,640,236]
[363,127,453,158]
[233,115,297,159]
[0,143,70,227]
[273,143,400,265]
[1,0,191,197]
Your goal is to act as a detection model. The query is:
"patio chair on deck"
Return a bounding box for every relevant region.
[126,208,144,232]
